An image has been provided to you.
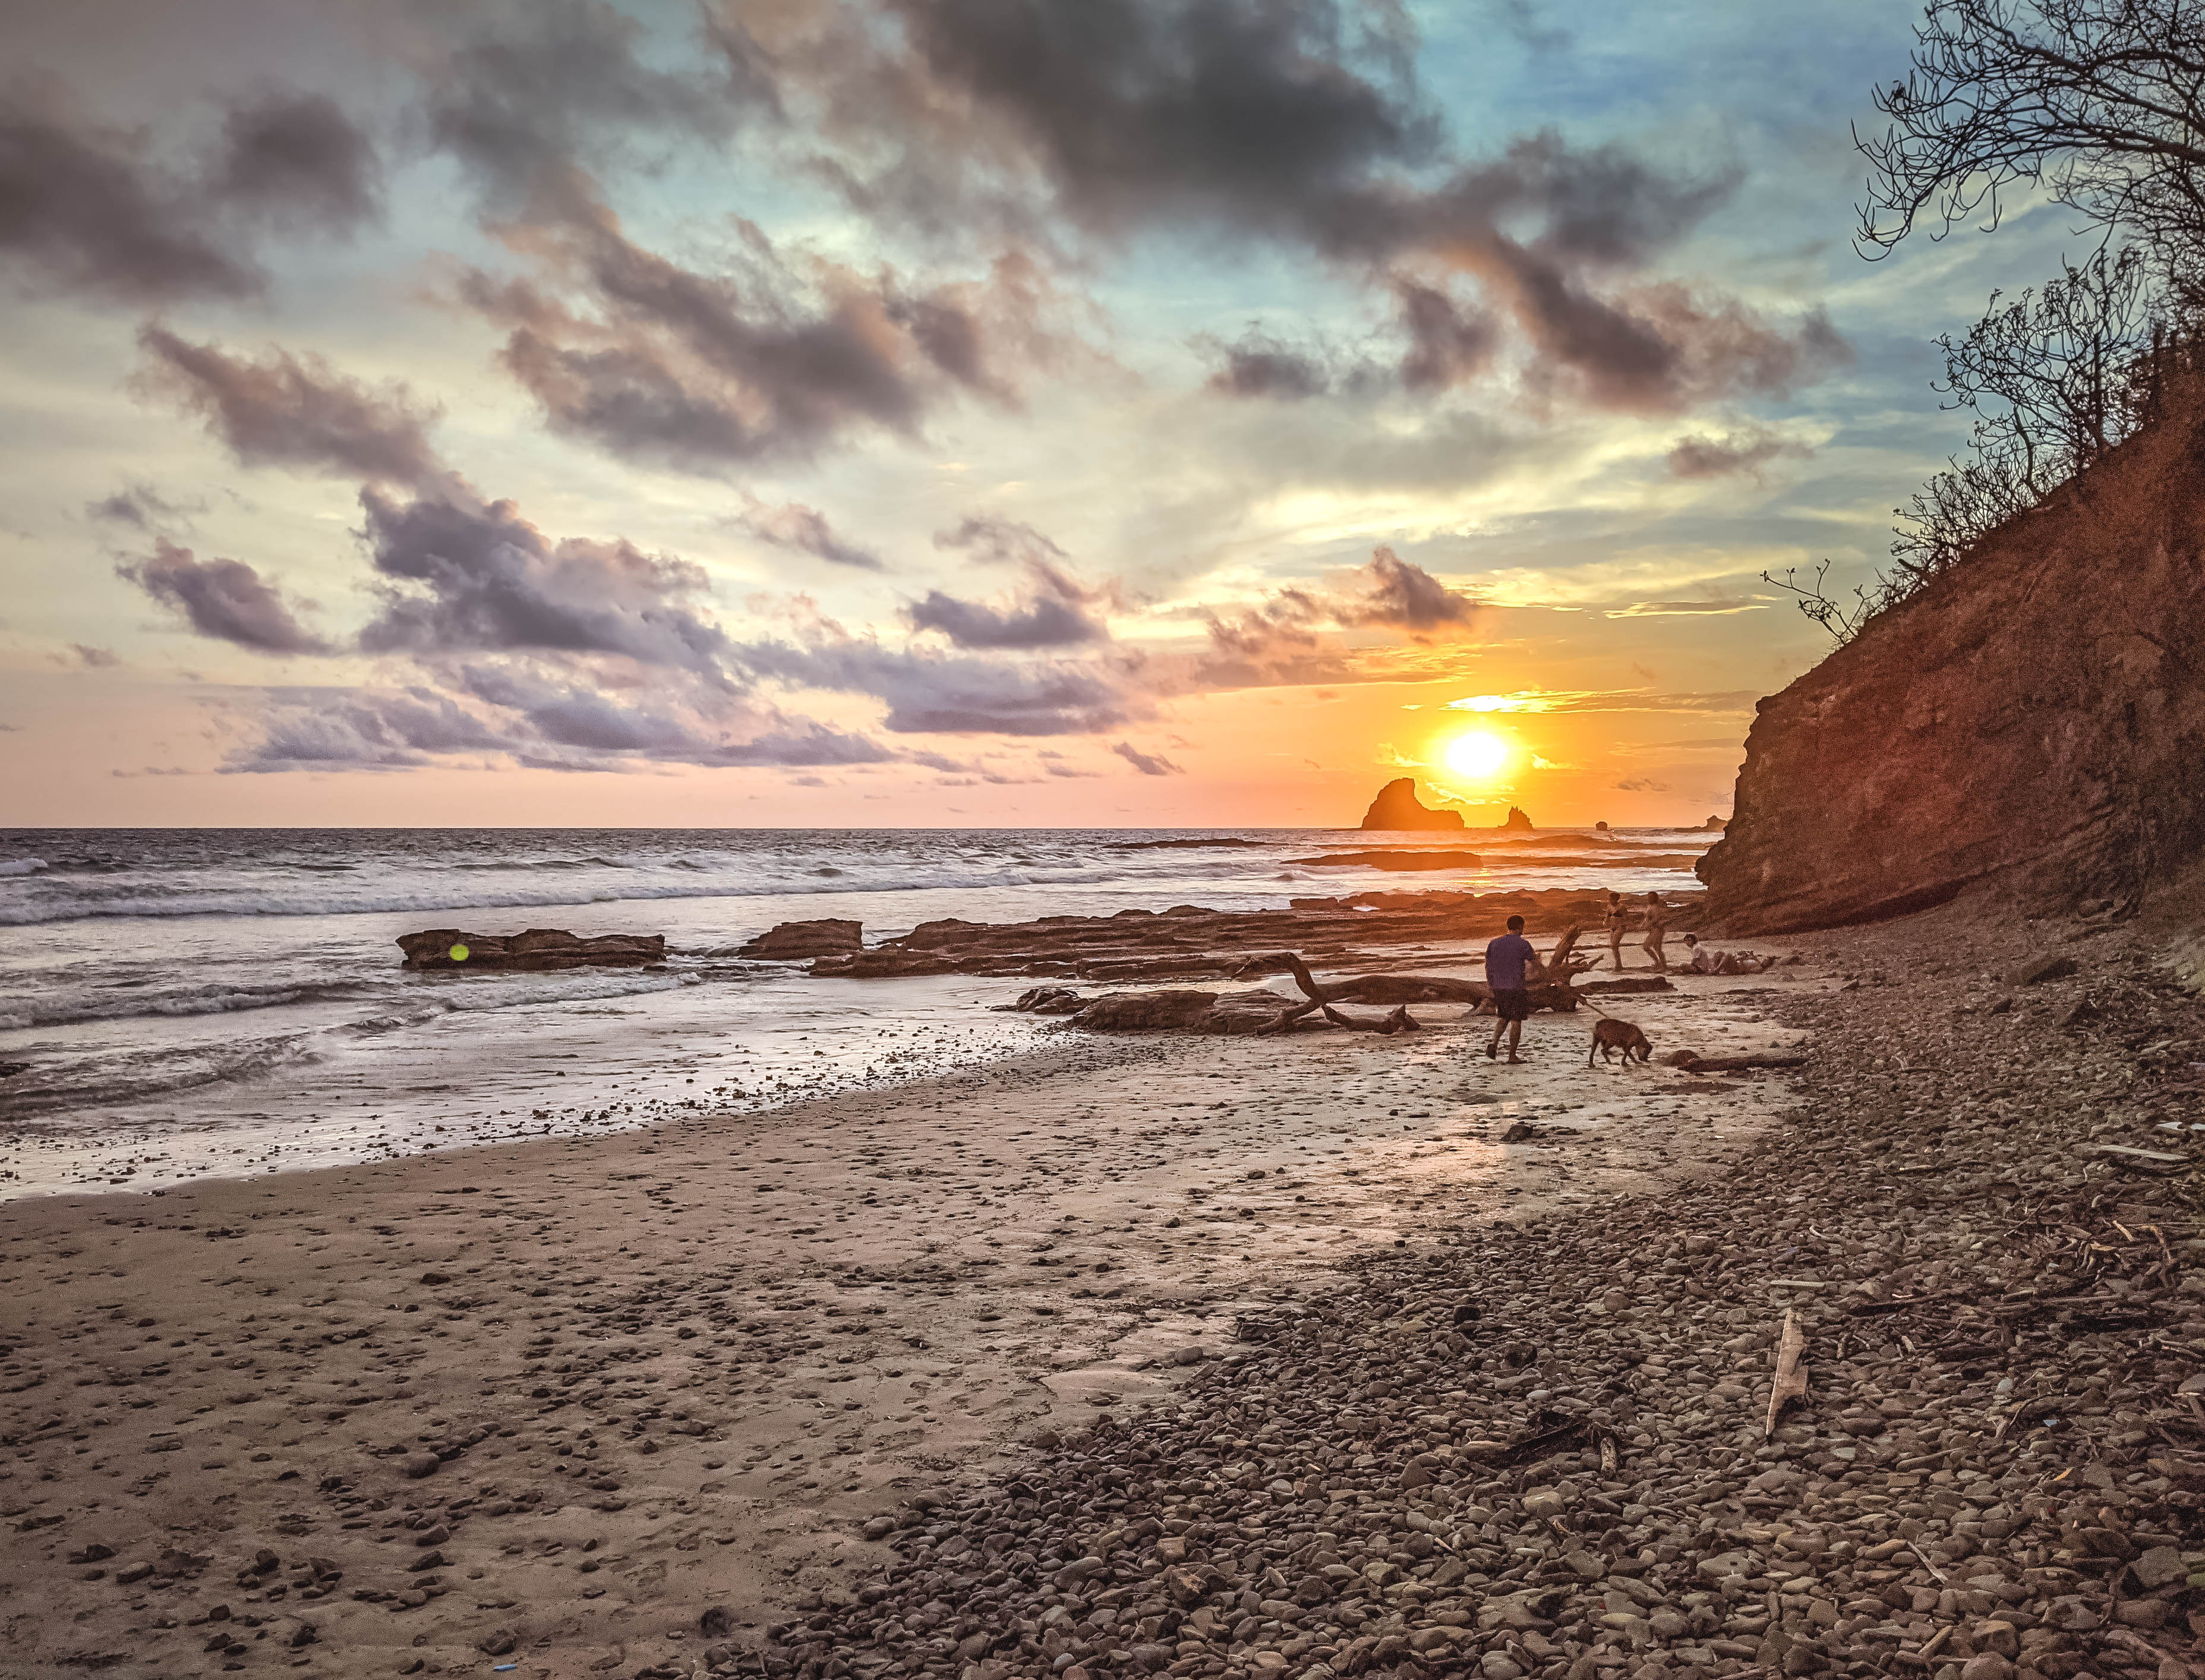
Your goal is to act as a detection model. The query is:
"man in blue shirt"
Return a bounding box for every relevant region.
[1483,913,1543,1063]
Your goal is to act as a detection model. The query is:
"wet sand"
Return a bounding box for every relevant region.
[0,967,1812,1680]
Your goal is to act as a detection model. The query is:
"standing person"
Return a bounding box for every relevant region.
[1483,913,1541,1064]
[1640,890,1670,975]
[1603,889,1630,970]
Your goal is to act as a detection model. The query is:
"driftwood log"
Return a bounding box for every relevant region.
[1011,940,1599,1035]
[1665,1049,1810,1074]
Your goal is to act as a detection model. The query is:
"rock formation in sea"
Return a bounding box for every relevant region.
[1701,368,2205,932]
[1358,777,1465,830]
[1499,806,1534,831]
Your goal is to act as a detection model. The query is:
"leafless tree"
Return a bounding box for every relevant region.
[1856,0,2205,261]
[1890,241,2165,576]
[1771,2,2205,645]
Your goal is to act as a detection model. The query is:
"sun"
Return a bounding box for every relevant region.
[1443,730,1512,780]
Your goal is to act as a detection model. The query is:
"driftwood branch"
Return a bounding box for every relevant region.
[1319,1003,1421,1034]
[1765,1309,1808,1435]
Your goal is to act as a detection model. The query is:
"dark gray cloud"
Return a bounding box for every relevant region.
[462,208,1050,468]
[117,538,332,654]
[423,0,764,220]
[355,487,733,679]
[1263,546,1477,633]
[1333,547,1477,630]
[61,644,119,669]
[1203,331,1332,400]
[1394,277,1498,390]
[0,85,378,302]
[730,497,886,571]
[1186,546,1474,690]
[1666,423,1813,479]
[211,93,381,232]
[754,1,1846,413]
[1111,740,1182,776]
[905,554,1111,648]
[136,328,444,486]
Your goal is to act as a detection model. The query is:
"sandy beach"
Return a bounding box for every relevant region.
[0,967,1807,1680]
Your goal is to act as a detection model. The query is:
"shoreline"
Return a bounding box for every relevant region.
[0,967,1807,1679]
[1,884,1708,1202]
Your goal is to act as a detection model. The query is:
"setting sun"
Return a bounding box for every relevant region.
[1443,730,1512,780]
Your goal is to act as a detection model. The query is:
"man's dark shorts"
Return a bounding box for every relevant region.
[1492,988,1532,1022]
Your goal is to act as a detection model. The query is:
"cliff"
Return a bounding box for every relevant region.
[1359,778,1465,830]
[1700,369,2205,932]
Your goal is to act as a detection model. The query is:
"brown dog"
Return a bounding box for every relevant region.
[1588,1017,1652,1067]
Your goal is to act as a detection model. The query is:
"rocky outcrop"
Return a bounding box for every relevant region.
[739,919,863,960]
[808,887,1695,983]
[1499,806,1534,831]
[1359,778,1465,830]
[1701,369,2205,932]
[396,928,666,970]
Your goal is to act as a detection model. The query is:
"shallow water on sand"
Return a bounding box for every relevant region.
[0,827,1713,1196]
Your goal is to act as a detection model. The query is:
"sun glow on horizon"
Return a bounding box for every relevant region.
[1442,730,1512,780]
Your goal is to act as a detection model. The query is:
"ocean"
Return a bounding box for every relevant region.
[0,827,1713,1197]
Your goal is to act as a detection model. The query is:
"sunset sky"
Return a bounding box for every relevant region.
[0,0,2087,828]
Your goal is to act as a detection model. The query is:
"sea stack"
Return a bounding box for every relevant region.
[1499,806,1534,831]
[1358,778,1466,830]
[1701,365,2205,932]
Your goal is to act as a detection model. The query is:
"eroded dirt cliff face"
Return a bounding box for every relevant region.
[1701,373,2205,934]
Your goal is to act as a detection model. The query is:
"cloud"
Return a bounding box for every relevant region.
[0,84,377,302]
[1393,277,1499,390]
[1615,777,1670,792]
[232,674,891,776]
[729,497,885,571]
[1111,740,1182,776]
[756,1,1847,414]
[422,0,763,219]
[1665,423,1814,480]
[355,487,734,678]
[1603,599,1768,617]
[462,207,1062,468]
[933,513,1068,566]
[84,480,201,531]
[1203,331,1332,400]
[1184,547,1477,692]
[136,328,446,486]
[210,93,381,232]
[736,628,1141,735]
[1446,686,1759,714]
[905,550,1114,648]
[1331,547,1477,631]
[116,538,332,654]
[56,644,119,668]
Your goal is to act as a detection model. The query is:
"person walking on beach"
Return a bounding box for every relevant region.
[1483,913,1541,1064]
[1603,889,1629,970]
[1641,890,1670,974]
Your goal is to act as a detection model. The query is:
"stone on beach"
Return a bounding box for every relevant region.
[738,918,865,960]
[394,926,666,970]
